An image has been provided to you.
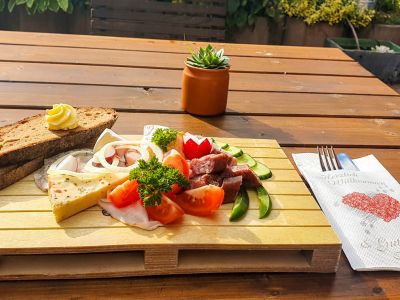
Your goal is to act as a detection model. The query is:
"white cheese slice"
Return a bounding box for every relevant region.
[93,129,126,153]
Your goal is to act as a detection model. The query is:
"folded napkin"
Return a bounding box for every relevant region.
[293,153,400,271]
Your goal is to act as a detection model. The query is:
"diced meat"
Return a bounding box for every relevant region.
[190,153,231,177]
[189,174,223,190]
[221,176,242,203]
[221,164,262,188]
[212,148,237,166]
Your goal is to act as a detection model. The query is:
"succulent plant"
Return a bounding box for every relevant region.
[187,45,230,69]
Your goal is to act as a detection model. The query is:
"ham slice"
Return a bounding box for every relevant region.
[98,200,162,231]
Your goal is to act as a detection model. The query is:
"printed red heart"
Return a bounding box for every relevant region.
[342,192,400,222]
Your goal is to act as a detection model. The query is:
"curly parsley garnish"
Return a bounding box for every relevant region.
[129,157,189,207]
[151,128,178,152]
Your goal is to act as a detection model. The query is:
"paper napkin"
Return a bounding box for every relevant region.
[293,153,400,271]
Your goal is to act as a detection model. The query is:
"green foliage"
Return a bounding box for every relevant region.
[151,128,179,152]
[375,0,400,24]
[187,44,230,69]
[129,157,189,207]
[279,0,375,27]
[226,0,284,29]
[0,0,88,14]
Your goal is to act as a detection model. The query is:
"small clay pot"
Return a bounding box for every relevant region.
[181,64,229,116]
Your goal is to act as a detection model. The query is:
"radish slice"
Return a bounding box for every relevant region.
[92,155,102,167]
[104,146,116,164]
[96,141,150,172]
[112,156,120,166]
[115,146,129,158]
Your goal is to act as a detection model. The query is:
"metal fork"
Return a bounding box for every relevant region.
[317,145,342,171]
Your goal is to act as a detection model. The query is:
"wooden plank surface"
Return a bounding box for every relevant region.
[1,109,400,148]
[0,30,353,60]
[0,82,398,118]
[0,62,395,95]
[0,44,372,76]
[0,30,398,298]
[0,194,319,211]
[0,136,340,281]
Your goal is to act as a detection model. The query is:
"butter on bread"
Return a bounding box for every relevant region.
[0,107,117,167]
[48,172,128,222]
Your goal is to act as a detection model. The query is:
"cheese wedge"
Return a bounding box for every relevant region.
[48,172,128,222]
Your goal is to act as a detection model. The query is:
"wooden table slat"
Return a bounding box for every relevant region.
[0,44,373,77]
[0,62,396,95]
[1,109,400,148]
[0,30,353,61]
[0,82,398,118]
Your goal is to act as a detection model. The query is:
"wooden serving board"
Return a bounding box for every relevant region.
[0,136,341,280]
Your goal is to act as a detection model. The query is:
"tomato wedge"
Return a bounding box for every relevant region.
[108,179,140,208]
[171,185,224,216]
[163,149,190,196]
[146,195,184,224]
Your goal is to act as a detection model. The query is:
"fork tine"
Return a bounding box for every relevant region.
[327,146,337,170]
[322,146,332,171]
[331,146,343,169]
[317,146,326,172]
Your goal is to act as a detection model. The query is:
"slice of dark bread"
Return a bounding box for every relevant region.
[0,157,44,190]
[0,107,117,166]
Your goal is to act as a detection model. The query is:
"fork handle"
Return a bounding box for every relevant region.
[337,153,359,171]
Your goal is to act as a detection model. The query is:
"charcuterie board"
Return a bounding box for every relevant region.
[0,136,341,280]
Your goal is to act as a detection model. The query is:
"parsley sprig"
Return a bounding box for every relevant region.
[129,157,189,207]
[151,128,178,152]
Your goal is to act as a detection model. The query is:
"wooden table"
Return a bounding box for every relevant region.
[0,31,399,299]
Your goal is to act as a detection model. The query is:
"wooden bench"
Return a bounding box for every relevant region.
[90,0,226,41]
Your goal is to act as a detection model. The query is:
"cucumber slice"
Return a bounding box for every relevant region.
[257,186,272,219]
[236,153,257,168]
[224,145,243,158]
[252,161,272,180]
[229,188,249,222]
[212,139,229,149]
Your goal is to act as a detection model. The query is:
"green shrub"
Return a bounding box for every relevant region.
[375,0,400,24]
[0,0,88,14]
[279,0,375,27]
[226,0,284,29]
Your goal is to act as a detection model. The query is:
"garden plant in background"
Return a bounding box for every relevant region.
[374,0,400,24]
[279,0,375,49]
[226,0,284,29]
[181,45,230,116]
[0,0,87,14]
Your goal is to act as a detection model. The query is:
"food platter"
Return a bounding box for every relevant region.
[0,135,341,280]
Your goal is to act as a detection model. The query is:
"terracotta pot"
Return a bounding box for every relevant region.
[181,64,229,116]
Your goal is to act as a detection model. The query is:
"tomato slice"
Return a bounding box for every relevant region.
[108,180,140,208]
[146,195,184,224]
[163,149,190,196]
[171,185,224,216]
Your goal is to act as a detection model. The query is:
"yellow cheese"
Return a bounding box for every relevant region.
[48,172,128,222]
